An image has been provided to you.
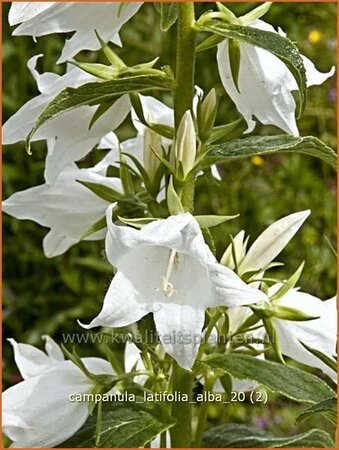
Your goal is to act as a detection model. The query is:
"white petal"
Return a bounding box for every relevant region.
[240,210,310,274]
[220,230,246,270]
[105,209,201,268]
[43,95,130,183]
[42,335,64,362]
[3,163,121,257]
[43,230,79,258]
[218,39,300,136]
[132,95,174,135]
[11,3,142,62]
[9,3,55,26]
[287,55,335,90]
[3,363,91,447]
[210,263,267,307]
[2,61,95,145]
[80,272,148,329]
[27,54,59,94]
[154,304,205,370]
[7,339,57,380]
[124,343,147,385]
[274,291,337,380]
[81,357,114,376]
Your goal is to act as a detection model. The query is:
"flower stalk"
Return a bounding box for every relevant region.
[170,3,196,446]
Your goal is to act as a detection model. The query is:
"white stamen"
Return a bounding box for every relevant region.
[161,249,178,297]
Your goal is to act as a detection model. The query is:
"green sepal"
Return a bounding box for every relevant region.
[77,180,124,203]
[228,39,241,92]
[196,34,225,53]
[81,216,107,240]
[118,216,158,229]
[270,261,305,302]
[69,61,118,80]
[195,214,239,228]
[300,341,337,373]
[167,177,184,215]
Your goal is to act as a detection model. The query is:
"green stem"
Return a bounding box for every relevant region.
[174,3,196,127]
[169,4,197,447]
[193,376,215,447]
[170,361,194,448]
[173,2,196,214]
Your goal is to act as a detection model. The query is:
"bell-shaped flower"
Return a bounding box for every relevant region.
[221,210,311,276]
[269,286,337,381]
[2,156,122,258]
[9,2,142,63]
[81,206,266,370]
[217,20,335,136]
[3,55,130,183]
[2,336,114,448]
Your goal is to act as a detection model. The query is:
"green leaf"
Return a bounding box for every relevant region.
[195,214,239,228]
[200,353,335,403]
[77,180,124,203]
[26,73,173,153]
[155,2,179,31]
[202,424,335,448]
[197,21,307,116]
[205,135,337,170]
[296,397,337,425]
[58,401,176,448]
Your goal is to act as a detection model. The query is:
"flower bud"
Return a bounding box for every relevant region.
[197,88,218,141]
[175,110,196,178]
[143,128,162,182]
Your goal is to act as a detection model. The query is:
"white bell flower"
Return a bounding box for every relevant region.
[3,55,130,183]
[2,156,122,258]
[217,20,335,136]
[81,206,266,370]
[9,2,142,63]
[269,287,337,381]
[2,336,114,448]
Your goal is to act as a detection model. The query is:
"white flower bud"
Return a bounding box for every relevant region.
[198,88,218,141]
[143,128,162,182]
[175,110,196,178]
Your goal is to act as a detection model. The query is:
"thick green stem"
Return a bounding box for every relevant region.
[174,2,196,214]
[169,4,196,447]
[193,376,215,447]
[174,3,196,127]
[170,361,194,448]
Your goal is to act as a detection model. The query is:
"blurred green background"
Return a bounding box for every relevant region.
[2,1,337,440]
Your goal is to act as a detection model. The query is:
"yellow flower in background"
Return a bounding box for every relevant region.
[251,155,265,166]
[308,30,323,44]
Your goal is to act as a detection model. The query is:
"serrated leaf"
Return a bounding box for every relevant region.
[195,214,239,228]
[155,2,179,31]
[58,401,176,448]
[296,397,337,425]
[202,423,335,448]
[26,73,173,153]
[77,180,124,203]
[197,21,307,116]
[205,135,337,170]
[200,353,335,403]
